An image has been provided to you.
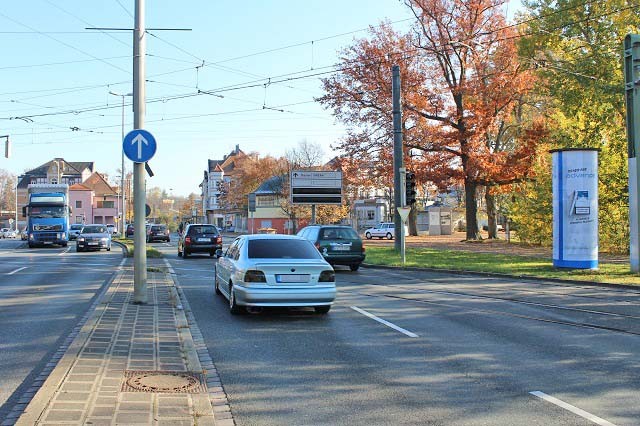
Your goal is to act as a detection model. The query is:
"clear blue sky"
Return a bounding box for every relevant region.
[0,1,521,196]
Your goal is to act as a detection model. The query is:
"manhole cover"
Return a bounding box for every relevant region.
[121,370,207,393]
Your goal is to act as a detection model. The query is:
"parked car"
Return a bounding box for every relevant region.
[106,224,119,236]
[125,224,134,238]
[297,225,365,271]
[364,222,408,240]
[178,224,222,258]
[76,224,112,252]
[20,227,28,240]
[69,223,84,240]
[147,224,170,243]
[214,234,336,314]
[1,228,17,239]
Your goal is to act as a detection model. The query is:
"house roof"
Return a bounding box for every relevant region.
[18,159,95,189]
[81,172,116,196]
[69,183,93,191]
[207,145,245,174]
[254,175,285,194]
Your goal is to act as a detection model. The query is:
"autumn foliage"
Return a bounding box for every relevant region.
[320,0,544,239]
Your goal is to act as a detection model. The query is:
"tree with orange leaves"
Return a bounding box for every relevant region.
[319,0,543,240]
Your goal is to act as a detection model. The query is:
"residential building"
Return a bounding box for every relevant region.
[17,158,120,227]
[200,145,246,230]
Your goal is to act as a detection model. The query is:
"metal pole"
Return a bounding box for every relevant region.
[15,177,19,232]
[392,65,404,253]
[133,0,147,303]
[311,204,316,225]
[121,95,126,237]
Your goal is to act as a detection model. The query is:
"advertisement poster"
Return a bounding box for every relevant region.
[551,149,599,269]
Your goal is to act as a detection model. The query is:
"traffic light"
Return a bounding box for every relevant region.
[405,171,417,205]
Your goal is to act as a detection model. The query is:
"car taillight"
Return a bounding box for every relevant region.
[185,236,191,244]
[244,270,266,283]
[216,236,222,244]
[319,270,335,282]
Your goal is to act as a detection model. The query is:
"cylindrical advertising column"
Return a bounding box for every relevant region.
[551,148,599,269]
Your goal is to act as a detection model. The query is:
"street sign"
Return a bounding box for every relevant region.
[123,129,157,163]
[397,207,411,222]
[145,204,151,217]
[290,170,342,205]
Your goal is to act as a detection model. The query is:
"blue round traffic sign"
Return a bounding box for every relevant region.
[123,129,157,163]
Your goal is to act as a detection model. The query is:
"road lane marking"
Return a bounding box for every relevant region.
[7,266,27,275]
[529,391,617,426]
[351,306,418,338]
[58,247,71,255]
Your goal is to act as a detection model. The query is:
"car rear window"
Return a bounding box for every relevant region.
[188,225,218,235]
[70,225,83,230]
[320,227,358,240]
[83,225,106,233]
[151,225,166,231]
[247,239,322,259]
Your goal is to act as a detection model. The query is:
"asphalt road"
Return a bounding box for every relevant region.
[0,238,123,419]
[155,236,640,426]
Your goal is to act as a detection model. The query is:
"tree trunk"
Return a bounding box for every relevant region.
[408,206,418,236]
[485,189,498,239]
[464,178,481,240]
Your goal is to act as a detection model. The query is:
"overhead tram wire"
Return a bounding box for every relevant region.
[3,1,632,122]
[0,11,129,74]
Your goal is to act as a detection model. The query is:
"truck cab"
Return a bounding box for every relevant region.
[25,184,71,248]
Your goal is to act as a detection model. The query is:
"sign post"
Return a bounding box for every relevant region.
[397,206,411,264]
[624,34,640,272]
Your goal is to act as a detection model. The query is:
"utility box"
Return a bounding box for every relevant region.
[428,207,453,236]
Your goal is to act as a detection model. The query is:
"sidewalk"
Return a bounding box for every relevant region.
[5,258,232,426]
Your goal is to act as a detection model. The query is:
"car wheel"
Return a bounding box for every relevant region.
[214,271,222,295]
[350,263,360,271]
[61,242,68,247]
[365,232,372,239]
[229,285,243,314]
[386,233,393,240]
[178,249,182,257]
[183,250,189,258]
[314,306,331,314]
[209,251,215,257]
[107,247,111,251]
[167,237,170,242]
[76,247,83,252]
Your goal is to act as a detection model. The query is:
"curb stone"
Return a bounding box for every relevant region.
[362,263,640,292]
[164,259,235,426]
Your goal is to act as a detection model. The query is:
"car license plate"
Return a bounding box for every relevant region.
[88,242,98,245]
[331,245,350,251]
[276,274,310,283]
[197,238,209,242]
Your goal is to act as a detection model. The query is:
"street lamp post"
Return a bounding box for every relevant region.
[109,91,133,236]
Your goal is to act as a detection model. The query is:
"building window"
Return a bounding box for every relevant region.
[97,200,115,208]
[257,195,279,207]
[367,210,375,220]
[76,216,84,224]
[76,200,82,209]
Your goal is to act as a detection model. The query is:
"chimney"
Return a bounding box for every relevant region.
[235,144,240,153]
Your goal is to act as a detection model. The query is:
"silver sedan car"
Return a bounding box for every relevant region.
[215,234,336,314]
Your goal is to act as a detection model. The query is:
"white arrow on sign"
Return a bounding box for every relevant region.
[131,133,148,160]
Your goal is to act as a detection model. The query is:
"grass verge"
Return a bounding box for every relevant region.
[364,246,639,286]
[114,238,163,258]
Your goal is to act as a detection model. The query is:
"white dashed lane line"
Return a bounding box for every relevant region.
[6,267,28,275]
[530,391,617,426]
[351,306,419,338]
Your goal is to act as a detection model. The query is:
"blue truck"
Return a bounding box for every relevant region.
[25,184,70,248]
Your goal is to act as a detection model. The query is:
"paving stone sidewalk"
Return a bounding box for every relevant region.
[7,259,229,426]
